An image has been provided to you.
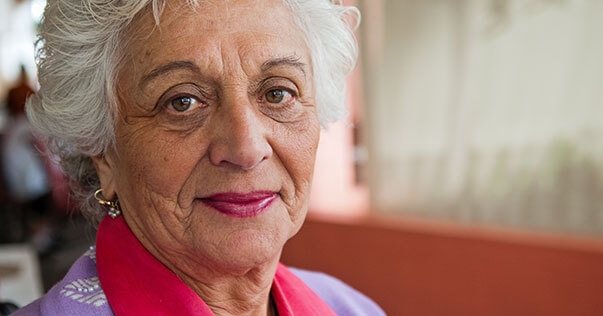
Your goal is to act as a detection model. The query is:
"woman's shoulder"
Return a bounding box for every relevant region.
[12,246,113,316]
[289,267,387,316]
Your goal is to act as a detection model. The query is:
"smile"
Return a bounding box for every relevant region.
[199,191,278,218]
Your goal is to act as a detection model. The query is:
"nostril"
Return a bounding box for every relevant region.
[208,138,272,170]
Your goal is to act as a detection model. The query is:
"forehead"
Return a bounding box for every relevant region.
[125,0,310,78]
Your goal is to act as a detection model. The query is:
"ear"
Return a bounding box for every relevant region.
[91,151,117,201]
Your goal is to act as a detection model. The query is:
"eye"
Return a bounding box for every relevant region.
[169,96,199,112]
[264,89,293,104]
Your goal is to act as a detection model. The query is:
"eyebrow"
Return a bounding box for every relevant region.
[139,60,201,88]
[261,56,307,77]
[139,55,307,88]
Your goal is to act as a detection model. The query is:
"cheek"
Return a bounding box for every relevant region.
[114,123,208,206]
[292,115,321,177]
[273,113,321,199]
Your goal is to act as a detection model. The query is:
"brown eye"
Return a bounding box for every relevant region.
[265,89,286,103]
[170,96,195,112]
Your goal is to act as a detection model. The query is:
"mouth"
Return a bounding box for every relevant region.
[199,191,278,218]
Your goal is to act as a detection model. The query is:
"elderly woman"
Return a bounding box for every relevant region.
[15,0,384,315]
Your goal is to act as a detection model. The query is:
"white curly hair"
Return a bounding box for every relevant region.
[27,0,360,223]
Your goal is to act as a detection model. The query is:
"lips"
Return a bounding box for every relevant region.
[199,191,278,218]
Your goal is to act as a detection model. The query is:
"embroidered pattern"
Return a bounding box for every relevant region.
[85,246,97,263]
[60,276,107,307]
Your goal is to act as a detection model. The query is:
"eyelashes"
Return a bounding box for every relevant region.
[155,83,208,115]
[260,88,297,107]
[256,76,299,108]
[167,95,205,113]
[150,79,305,129]
[157,78,300,113]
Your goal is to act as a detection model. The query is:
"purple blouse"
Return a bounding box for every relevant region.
[14,246,385,315]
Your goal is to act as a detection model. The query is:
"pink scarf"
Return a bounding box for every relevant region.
[96,216,337,315]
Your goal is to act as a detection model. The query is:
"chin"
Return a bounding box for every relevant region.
[204,228,287,274]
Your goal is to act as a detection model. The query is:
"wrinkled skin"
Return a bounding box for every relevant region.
[92,0,320,315]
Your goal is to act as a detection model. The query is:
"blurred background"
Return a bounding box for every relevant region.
[1,0,602,315]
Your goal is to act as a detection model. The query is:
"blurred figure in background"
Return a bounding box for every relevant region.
[0,65,56,253]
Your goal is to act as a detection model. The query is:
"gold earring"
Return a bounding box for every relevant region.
[94,189,121,219]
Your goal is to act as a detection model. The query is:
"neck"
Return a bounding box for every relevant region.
[127,220,281,316]
[176,260,279,316]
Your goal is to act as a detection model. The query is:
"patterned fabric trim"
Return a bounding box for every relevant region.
[59,276,107,307]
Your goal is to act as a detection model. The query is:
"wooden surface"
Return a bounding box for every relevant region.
[281,213,603,316]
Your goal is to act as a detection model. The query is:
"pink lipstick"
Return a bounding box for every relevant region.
[200,191,277,218]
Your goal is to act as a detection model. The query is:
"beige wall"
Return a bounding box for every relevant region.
[361,0,603,234]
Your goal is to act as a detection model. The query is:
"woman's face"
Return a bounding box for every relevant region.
[94,0,319,274]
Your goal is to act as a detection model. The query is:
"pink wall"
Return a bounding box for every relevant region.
[282,213,603,316]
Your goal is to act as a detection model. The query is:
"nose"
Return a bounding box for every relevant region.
[208,95,272,170]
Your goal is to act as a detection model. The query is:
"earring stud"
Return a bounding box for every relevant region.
[94,189,121,218]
